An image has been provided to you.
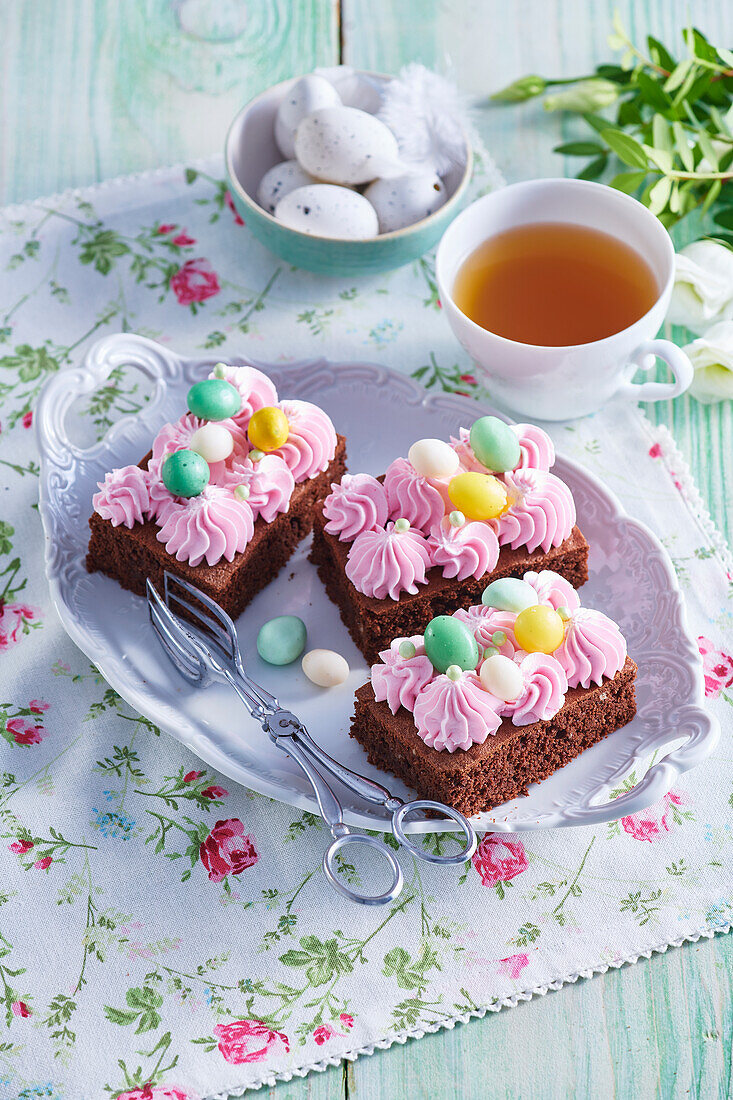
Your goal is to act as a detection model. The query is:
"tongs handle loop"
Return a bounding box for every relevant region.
[391,800,478,865]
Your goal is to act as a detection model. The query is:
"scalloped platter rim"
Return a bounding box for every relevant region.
[36,334,719,834]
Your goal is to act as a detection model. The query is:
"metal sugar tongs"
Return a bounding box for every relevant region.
[146,571,477,906]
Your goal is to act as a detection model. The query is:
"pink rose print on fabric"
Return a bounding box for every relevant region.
[171,232,196,247]
[199,819,258,882]
[621,791,688,842]
[34,856,52,870]
[201,785,228,800]
[11,1000,31,1018]
[213,1018,289,1064]
[648,442,662,459]
[170,258,220,307]
[116,1084,200,1100]
[225,189,245,226]
[0,603,41,650]
[4,718,47,746]
[313,1024,333,1045]
[472,834,528,888]
[340,1013,354,1030]
[497,954,530,979]
[157,223,177,235]
[29,700,50,713]
[184,770,203,783]
[22,410,33,429]
[698,635,733,697]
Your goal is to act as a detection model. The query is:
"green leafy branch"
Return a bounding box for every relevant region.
[492,15,733,229]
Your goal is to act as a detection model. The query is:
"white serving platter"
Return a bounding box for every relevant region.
[36,333,719,833]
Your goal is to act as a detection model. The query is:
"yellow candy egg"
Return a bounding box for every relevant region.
[447,471,508,521]
[248,406,289,452]
[514,605,565,654]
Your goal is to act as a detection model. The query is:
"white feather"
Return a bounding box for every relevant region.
[377,63,470,177]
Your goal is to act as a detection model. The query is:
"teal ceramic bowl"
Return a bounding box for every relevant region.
[225,72,473,277]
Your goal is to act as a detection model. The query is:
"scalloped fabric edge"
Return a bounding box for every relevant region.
[204,916,732,1099]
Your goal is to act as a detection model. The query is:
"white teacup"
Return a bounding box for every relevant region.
[435,178,693,421]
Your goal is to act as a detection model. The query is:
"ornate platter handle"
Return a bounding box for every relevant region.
[35,334,183,471]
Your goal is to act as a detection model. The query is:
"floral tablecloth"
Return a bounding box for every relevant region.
[1,158,732,1100]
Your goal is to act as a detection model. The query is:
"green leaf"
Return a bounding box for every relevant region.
[652,114,674,153]
[609,170,647,194]
[702,179,723,214]
[601,128,649,168]
[697,129,720,169]
[647,35,676,73]
[554,141,604,156]
[104,1006,139,1027]
[664,59,693,94]
[672,122,695,171]
[184,168,198,184]
[635,71,673,111]
[644,145,673,173]
[713,207,733,230]
[648,176,672,215]
[716,46,733,70]
[576,155,608,181]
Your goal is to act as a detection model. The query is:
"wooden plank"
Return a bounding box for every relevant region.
[0,0,340,203]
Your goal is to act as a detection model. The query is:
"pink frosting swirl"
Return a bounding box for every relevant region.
[155,484,254,567]
[428,516,499,581]
[383,457,445,534]
[270,399,337,483]
[323,473,389,541]
[495,469,576,554]
[512,424,555,472]
[524,568,581,612]
[453,605,518,656]
[502,652,568,726]
[554,607,627,689]
[371,636,434,715]
[207,363,278,428]
[345,522,432,600]
[93,466,151,528]
[151,412,249,483]
[413,671,503,751]
[224,453,295,523]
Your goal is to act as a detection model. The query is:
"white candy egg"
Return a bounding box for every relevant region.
[408,438,460,479]
[479,654,524,703]
[257,160,316,215]
[314,66,384,113]
[302,648,350,688]
[189,423,234,464]
[365,172,447,232]
[275,74,341,159]
[294,106,401,185]
[275,184,378,239]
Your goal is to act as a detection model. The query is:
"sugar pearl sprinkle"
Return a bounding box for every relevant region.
[394,517,410,532]
[398,639,417,659]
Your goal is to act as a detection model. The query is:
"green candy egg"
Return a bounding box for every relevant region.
[423,615,479,674]
[481,577,538,613]
[187,379,241,421]
[161,449,210,498]
[256,615,307,666]
[469,416,520,473]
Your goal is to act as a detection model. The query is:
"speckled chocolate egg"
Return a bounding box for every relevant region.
[365,171,447,232]
[275,184,378,239]
[257,160,316,215]
[275,74,341,159]
[294,106,400,185]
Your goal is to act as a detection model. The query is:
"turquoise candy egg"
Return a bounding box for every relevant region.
[469,415,520,472]
[257,615,307,666]
[161,449,210,497]
[187,379,241,421]
[482,577,538,613]
[423,615,479,674]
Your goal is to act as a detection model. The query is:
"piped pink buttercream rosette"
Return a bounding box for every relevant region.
[495,469,575,554]
[323,473,388,541]
[428,516,499,581]
[345,521,431,600]
[371,636,434,714]
[151,412,248,483]
[207,363,278,428]
[501,652,568,725]
[224,453,295,523]
[383,457,445,534]
[554,607,627,688]
[93,465,152,528]
[413,671,503,751]
[270,399,337,483]
[156,484,254,567]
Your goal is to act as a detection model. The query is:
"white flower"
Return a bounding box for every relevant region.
[668,240,733,334]
[683,321,733,403]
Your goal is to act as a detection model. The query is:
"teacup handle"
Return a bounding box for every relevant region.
[617,338,693,403]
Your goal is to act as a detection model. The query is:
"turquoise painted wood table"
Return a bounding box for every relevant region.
[2,2,732,1097]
